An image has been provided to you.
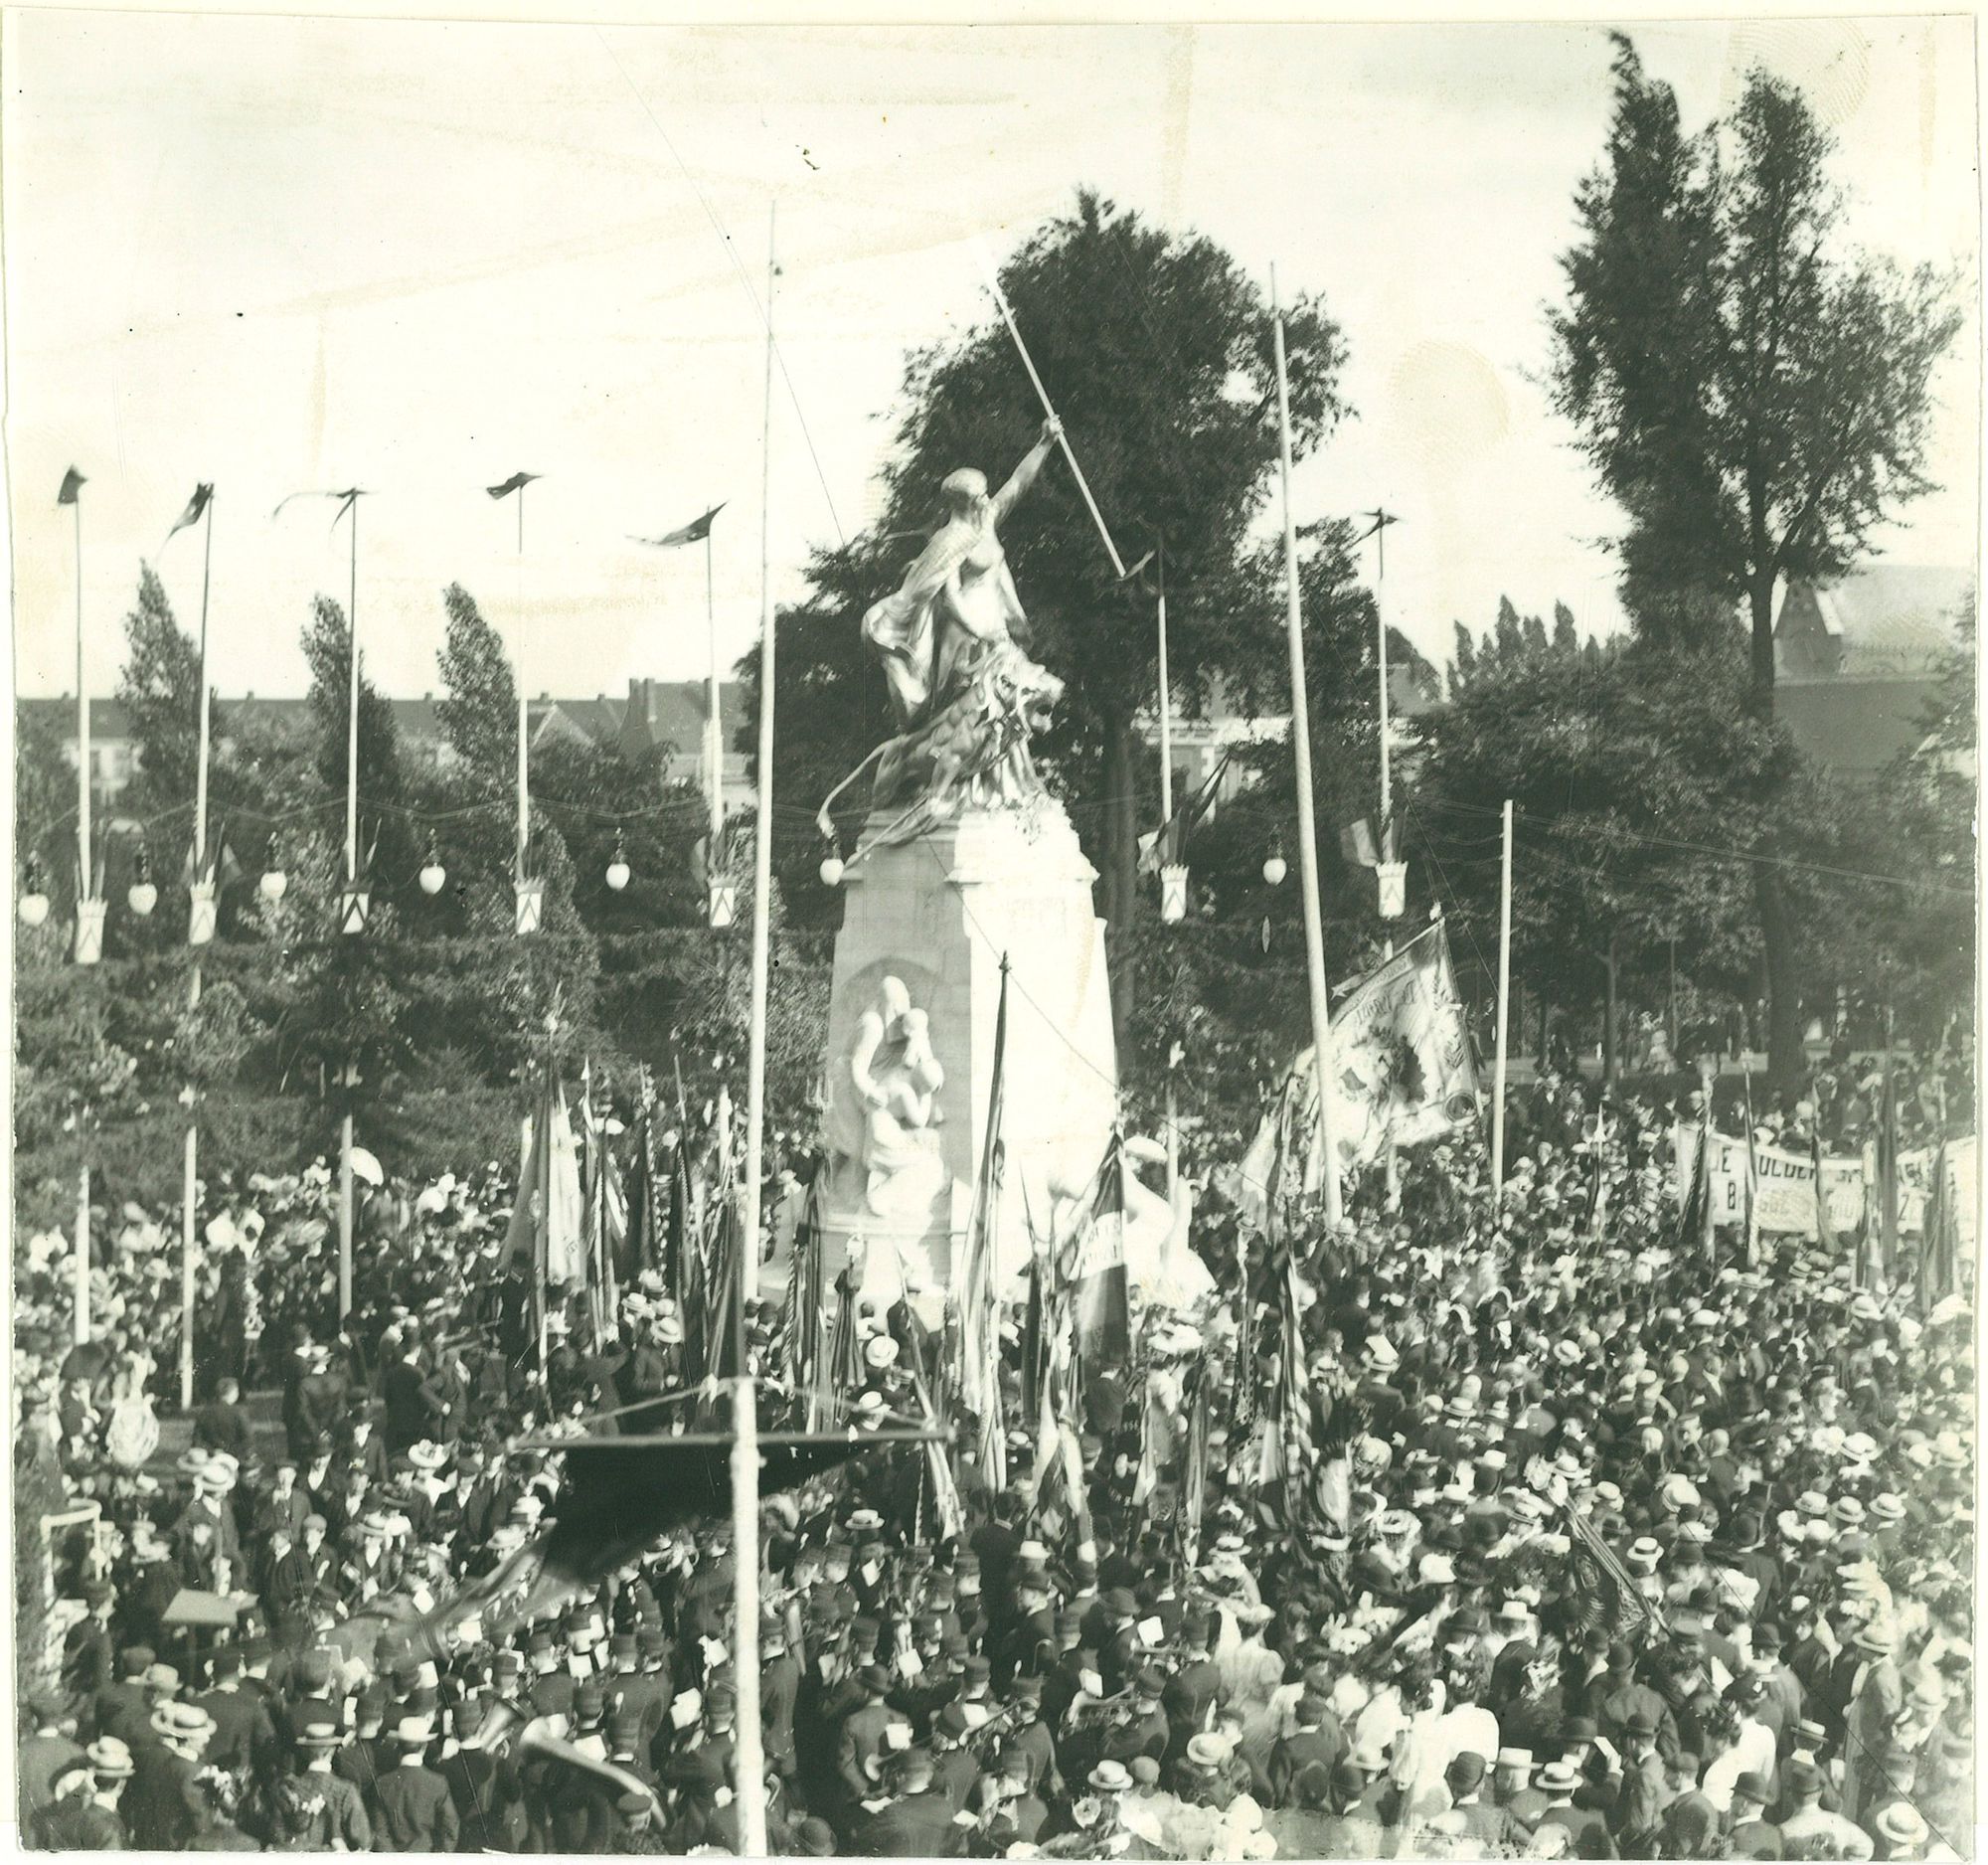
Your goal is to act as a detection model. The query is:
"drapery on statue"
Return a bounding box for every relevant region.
[818,420,1068,852]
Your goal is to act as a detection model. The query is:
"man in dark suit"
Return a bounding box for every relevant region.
[192,1644,276,1779]
[1269,1691,1345,1808]
[370,1716,460,1851]
[835,1665,902,1816]
[1162,1611,1223,1766]
[62,1579,116,1708]
[849,1747,963,1857]
[192,1377,254,1466]
[760,1615,803,1787]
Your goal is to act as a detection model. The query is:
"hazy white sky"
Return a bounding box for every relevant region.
[5,13,1978,705]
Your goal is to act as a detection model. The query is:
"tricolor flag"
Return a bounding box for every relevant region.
[164,483,214,546]
[632,504,725,550]
[1138,751,1232,876]
[58,467,85,506]
[1070,1137,1131,1371]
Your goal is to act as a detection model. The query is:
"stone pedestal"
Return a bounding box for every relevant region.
[818,796,1117,1306]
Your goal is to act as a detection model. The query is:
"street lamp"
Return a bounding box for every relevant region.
[127,848,158,918]
[818,836,845,888]
[1261,842,1288,888]
[418,836,446,897]
[19,854,50,928]
[605,829,631,894]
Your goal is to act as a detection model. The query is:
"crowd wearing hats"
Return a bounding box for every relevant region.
[13,1049,1975,1857]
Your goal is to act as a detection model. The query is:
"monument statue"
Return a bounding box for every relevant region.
[820,420,1067,849]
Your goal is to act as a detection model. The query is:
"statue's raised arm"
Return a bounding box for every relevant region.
[989,417,1062,526]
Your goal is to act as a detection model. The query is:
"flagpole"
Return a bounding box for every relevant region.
[706,525,723,848]
[185,490,216,1412]
[1156,548,1173,828]
[1270,276,1340,1228]
[76,489,92,934]
[1491,798,1514,1205]
[517,482,530,889]
[734,201,777,1865]
[72,479,92,1336]
[345,500,360,887]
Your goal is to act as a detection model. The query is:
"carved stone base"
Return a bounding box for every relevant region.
[811,796,1117,1309]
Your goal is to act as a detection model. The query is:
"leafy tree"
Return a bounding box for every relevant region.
[115,566,219,818]
[1549,34,1964,1080]
[742,190,1350,1038]
[1552,601,1579,657]
[302,593,414,890]
[434,583,519,776]
[1416,627,1788,1079]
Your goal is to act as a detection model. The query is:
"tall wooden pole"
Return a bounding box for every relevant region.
[73,487,91,1338]
[734,204,777,1865]
[76,495,92,921]
[1374,513,1394,829]
[706,526,723,847]
[345,502,360,886]
[517,482,530,886]
[1270,279,1340,1227]
[1491,798,1514,1205]
[341,503,359,1321]
[1156,548,1173,827]
[184,491,216,1411]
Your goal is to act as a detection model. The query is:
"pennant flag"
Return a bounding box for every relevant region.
[957,962,1011,1488]
[1339,817,1379,869]
[487,471,541,500]
[1021,1239,1048,1430]
[1071,1137,1131,1372]
[632,504,725,550]
[162,482,214,548]
[1137,751,1233,876]
[272,486,366,530]
[58,466,85,505]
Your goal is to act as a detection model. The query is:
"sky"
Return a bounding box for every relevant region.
[5,12,1979,709]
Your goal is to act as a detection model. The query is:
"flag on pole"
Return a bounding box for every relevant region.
[545,1082,587,1290]
[1740,1073,1761,1271]
[1178,1358,1210,1567]
[487,472,542,500]
[59,467,85,505]
[1138,751,1233,875]
[164,483,214,546]
[1876,1056,1900,1284]
[1565,1502,1668,1644]
[1917,1140,1959,1314]
[1070,1137,1131,1372]
[632,504,725,550]
[957,962,1011,1488]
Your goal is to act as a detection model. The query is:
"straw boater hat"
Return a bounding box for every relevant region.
[86,1738,134,1780]
[408,1441,447,1473]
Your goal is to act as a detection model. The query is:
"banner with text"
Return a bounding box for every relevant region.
[1674,1127,1977,1246]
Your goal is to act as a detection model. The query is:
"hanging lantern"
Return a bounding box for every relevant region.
[19,854,50,929]
[707,879,738,930]
[515,878,545,936]
[126,848,158,918]
[259,840,288,904]
[187,876,218,946]
[1160,861,1189,924]
[76,899,107,965]
[819,837,845,889]
[418,837,446,896]
[1262,844,1288,888]
[605,829,631,894]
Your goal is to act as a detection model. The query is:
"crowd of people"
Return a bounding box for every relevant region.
[12,1047,1976,1858]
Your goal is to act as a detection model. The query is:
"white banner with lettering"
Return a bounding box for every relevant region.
[1673,1127,1978,1245]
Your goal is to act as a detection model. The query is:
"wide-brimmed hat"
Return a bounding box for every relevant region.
[294,1717,343,1751]
[391,1715,436,1747]
[86,1738,134,1778]
[151,1702,216,1745]
[1088,1760,1133,1792]
[1874,1803,1929,1849]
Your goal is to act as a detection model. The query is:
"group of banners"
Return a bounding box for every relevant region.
[1674,1125,1979,1247]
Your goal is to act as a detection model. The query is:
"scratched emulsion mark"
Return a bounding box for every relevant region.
[1720,20,1872,129]
[1159,25,1196,225]
[1387,339,1509,481]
